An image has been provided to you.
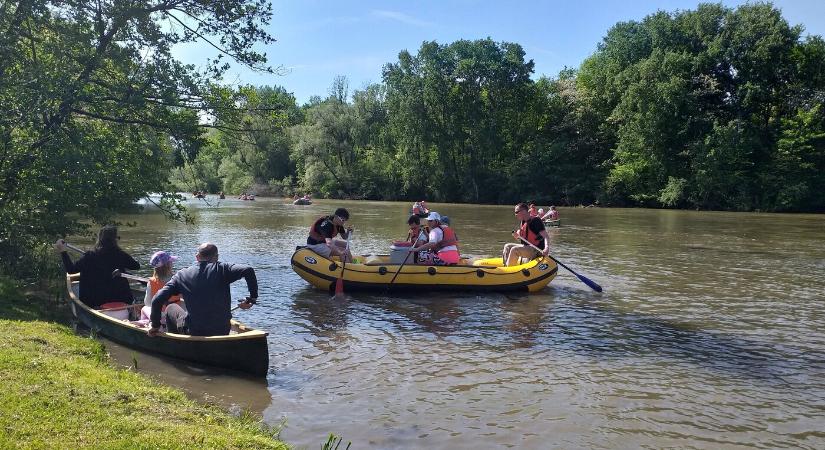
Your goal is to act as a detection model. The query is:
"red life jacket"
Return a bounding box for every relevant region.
[519,219,544,249]
[308,216,344,245]
[435,225,459,252]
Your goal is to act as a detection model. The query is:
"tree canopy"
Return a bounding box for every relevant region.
[2,2,824,278]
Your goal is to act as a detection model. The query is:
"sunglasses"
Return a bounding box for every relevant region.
[336,215,348,223]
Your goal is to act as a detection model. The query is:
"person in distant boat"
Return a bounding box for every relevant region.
[411,212,460,265]
[528,203,539,218]
[541,206,559,221]
[306,207,353,262]
[54,226,140,308]
[502,203,550,266]
[139,251,181,325]
[537,208,544,218]
[218,191,225,200]
[147,243,257,337]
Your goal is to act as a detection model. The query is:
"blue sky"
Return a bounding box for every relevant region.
[173,0,825,105]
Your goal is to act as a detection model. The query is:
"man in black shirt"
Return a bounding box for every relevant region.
[147,243,257,336]
[306,207,353,262]
[502,202,551,266]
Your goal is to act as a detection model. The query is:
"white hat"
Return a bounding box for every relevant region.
[426,211,441,222]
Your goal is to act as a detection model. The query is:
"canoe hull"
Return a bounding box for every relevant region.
[291,248,557,293]
[543,219,561,227]
[66,276,269,376]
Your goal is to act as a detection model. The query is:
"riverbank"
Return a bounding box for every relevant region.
[0,277,288,449]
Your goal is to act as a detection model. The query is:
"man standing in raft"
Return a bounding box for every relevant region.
[307,207,353,263]
[502,202,550,266]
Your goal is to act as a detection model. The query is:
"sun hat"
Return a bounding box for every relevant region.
[149,250,179,268]
[426,211,441,222]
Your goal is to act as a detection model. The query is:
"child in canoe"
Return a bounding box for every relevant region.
[138,251,182,325]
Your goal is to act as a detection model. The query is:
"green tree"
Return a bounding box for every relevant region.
[0,0,275,276]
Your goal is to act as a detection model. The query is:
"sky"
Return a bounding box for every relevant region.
[172,0,825,105]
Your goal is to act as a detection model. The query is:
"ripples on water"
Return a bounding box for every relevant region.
[108,199,825,449]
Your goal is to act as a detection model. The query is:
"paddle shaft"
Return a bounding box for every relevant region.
[117,272,150,284]
[98,303,145,312]
[516,236,603,292]
[64,242,87,254]
[334,231,352,295]
[386,243,415,290]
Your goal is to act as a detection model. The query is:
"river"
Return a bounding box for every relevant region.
[92,197,825,449]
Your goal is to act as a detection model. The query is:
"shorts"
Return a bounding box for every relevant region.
[306,243,332,258]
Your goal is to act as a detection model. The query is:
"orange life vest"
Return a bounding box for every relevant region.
[519,219,544,249]
[435,225,459,252]
[149,277,181,311]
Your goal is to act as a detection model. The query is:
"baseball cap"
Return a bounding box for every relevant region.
[149,251,179,268]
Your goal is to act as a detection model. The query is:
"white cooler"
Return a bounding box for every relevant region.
[389,244,414,264]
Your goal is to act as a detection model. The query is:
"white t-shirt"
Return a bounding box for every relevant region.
[428,227,457,252]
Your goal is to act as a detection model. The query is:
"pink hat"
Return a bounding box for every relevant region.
[149,251,178,268]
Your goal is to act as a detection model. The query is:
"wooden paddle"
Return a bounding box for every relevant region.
[63,242,87,254]
[111,269,150,284]
[516,236,603,292]
[98,303,145,313]
[333,230,352,297]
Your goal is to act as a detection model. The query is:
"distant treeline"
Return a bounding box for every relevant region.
[1,2,823,278]
[179,2,824,212]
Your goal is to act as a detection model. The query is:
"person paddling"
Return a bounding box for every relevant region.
[411,212,460,265]
[54,226,140,308]
[306,208,353,263]
[502,203,550,266]
[147,243,257,337]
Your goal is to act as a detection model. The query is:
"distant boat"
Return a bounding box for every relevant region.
[293,198,312,205]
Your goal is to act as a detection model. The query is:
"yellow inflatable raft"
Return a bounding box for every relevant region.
[290,247,558,293]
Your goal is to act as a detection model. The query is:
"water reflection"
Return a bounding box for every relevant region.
[563,299,825,385]
[100,199,825,449]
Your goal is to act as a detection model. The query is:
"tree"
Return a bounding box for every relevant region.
[0,0,275,277]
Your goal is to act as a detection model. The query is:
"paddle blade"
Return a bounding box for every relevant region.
[577,274,603,292]
[334,277,344,295]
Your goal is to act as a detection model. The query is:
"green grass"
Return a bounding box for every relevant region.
[0,276,289,449]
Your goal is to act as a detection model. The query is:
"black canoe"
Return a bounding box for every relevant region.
[65,274,269,376]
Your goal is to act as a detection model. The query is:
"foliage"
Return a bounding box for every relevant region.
[0,1,276,278]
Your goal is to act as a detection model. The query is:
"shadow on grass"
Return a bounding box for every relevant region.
[0,276,71,323]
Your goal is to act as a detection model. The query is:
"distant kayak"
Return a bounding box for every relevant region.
[293,198,312,205]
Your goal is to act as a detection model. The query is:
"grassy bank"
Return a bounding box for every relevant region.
[0,277,289,449]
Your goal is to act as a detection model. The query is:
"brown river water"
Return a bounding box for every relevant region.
[88,198,824,449]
